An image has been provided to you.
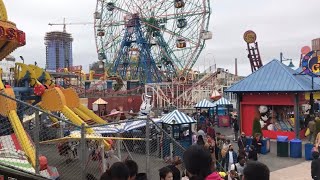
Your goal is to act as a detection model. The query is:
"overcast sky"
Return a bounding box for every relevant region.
[6,0,320,76]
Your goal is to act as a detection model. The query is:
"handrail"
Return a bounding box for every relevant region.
[0,92,80,127]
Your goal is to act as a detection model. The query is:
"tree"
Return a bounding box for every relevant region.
[252,117,263,137]
[314,118,320,143]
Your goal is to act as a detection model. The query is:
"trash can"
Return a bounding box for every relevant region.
[277,136,289,157]
[261,138,270,154]
[305,143,314,160]
[246,137,253,152]
[290,139,302,158]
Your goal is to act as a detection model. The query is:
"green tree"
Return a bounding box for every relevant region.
[314,119,320,143]
[252,117,263,137]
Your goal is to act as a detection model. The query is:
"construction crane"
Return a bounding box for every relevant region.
[48,18,94,32]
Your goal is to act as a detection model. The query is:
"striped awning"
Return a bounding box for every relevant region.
[194,99,215,108]
[93,118,162,134]
[161,110,196,125]
[213,97,232,106]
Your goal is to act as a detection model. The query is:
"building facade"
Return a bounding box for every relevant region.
[45,31,73,71]
[312,38,320,51]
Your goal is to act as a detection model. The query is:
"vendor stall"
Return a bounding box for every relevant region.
[161,110,196,158]
[213,97,233,127]
[194,99,215,124]
[226,60,320,140]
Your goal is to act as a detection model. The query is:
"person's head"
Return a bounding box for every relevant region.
[241,132,245,137]
[166,164,180,180]
[226,139,231,144]
[229,170,238,178]
[172,156,182,166]
[159,167,173,180]
[124,160,138,180]
[312,151,320,160]
[228,144,234,151]
[135,173,147,180]
[198,135,204,140]
[243,161,270,180]
[100,162,129,180]
[238,157,246,166]
[183,145,212,179]
[255,133,261,139]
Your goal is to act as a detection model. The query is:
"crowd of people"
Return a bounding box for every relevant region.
[97,116,271,180]
[98,144,270,180]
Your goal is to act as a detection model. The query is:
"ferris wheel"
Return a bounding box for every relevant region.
[94,0,212,83]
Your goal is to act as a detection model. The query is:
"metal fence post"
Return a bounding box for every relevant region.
[145,116,150,178]
[117,133,121,161]
[81,123,86,180]
[34,110,40,174]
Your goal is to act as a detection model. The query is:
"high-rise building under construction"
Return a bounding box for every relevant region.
[45,31,73,71]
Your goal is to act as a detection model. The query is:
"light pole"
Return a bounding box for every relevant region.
[19,56,24,64]
[280,52,295,68]
[205,52,214,73]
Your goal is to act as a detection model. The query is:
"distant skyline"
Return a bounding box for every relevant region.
[5,0,320,76]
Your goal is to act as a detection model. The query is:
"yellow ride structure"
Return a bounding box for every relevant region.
[13,63,110,145]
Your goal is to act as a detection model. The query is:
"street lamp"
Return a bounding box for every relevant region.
[19,56,24,64]
[280,52,295,68]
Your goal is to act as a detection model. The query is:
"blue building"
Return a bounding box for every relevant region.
[45,31,73,71]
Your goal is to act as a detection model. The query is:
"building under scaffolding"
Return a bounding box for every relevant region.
[45,31,73,71]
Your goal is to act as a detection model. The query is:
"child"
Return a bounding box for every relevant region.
[159,167,173,180]
[248,145,257,161]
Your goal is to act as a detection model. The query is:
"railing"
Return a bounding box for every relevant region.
[0,92,186,180]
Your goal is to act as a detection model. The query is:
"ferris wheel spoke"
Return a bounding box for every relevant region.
[141,20,197,45]
[154,32,183,69]
[95,0,211,81]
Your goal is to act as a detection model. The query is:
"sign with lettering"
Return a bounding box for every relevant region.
[301,50,320,77]
[0,25,25,46]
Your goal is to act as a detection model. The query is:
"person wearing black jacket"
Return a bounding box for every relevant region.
[233,120,240,142]
[248,145,258,161]
[251,133,262,154]
[237,132,247,151]
[311,151,320,180]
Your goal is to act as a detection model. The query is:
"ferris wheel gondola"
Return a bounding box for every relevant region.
[94,0,211,83]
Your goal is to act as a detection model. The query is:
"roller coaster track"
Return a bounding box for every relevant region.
[175,71,217,106]
[73,84,143,98]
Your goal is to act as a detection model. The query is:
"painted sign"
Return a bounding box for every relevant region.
[301,50,320,77]
[301,46,311,55]
[243,30,257,44]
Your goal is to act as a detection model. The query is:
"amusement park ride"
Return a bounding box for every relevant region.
[43,0,213,109]
[0,1,138,178]
[94,0,212,83]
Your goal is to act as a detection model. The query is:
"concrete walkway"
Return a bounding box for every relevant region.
[270,161,311,180]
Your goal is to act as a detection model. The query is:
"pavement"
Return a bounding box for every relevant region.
[215,127,311,179]
[34,126,313,180]
[270,161,310,180]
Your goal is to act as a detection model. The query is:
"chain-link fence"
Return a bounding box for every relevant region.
[0,92,188,180]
